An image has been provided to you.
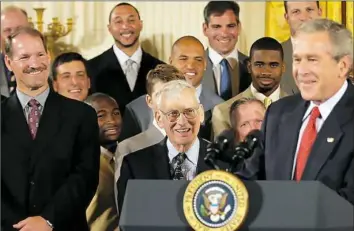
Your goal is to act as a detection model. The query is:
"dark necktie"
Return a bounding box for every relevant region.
[28,99,41,139]
[170,152,187,180]
[220,59,232,100]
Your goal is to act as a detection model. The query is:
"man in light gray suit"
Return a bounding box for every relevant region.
[202,1,251,101]
[281,1,322,95]
[1,6,29,97]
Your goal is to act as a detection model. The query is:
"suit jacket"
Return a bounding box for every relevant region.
[88,47,164,114]
[0,53,10,97]
[202,49,251,100]
[240,82,354,205]
[212,85,288,137]
[1,90,100,231]
[117,137,228,212]
[281,39,299,95]
[119,86,224,141]
[86,148,119,231]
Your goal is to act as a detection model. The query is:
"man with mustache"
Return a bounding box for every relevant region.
[239,19,354,205]
[85,93,122,231]
[1,27,100,231]
[1,6,29,98]
[202,1,251,101]
[88,2,163,115]
[212,37,288,136]
[52,52,91,101]
[281,1,322,95]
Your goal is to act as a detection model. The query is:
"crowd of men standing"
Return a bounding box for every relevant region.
[1,1,353,231]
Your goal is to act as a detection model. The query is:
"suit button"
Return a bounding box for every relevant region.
[30,181,35,185]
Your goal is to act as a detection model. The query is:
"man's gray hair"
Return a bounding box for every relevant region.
[156,80,200,109]
[295,18,353,63]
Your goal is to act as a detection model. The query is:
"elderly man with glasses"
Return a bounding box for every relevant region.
[117,80,227,212]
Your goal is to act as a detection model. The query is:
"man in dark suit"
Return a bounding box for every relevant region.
[281,1,322,95]
[202,1,251,101]
[1,6,29,97]
[239,19,354,205]
[1,27,100,230]
[117,80,227,212]
[88,2,163,115]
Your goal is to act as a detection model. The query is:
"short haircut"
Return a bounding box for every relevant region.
[155,80,200,109]
[109,2,141,23]
[203,1,240,24]
[85,92,118,108]
[229,98,265,129]
[284,1,320,13]
[4,27,46,58]
[249,37,284,61]
[1,6,28,18]
[146,64,185,96]
[295,18,353,63]
[51,52,89,81]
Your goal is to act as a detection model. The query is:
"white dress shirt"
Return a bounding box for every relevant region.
[167,138,199,180]
[208,47,239,95]
[250,83,281,103]
[113,44,142,91]
[291,81,348,178]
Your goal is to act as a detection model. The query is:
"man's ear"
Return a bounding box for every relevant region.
[155,110,164,129]
[146,94,153,109]
[199,104,205,124]
[4,55,13,71]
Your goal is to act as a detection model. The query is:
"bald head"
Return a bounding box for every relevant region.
[169,36,206,88]
[1,6,29,53]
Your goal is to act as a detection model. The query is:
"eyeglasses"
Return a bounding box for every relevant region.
[160,105,200,122]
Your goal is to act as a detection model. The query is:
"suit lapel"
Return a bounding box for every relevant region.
[5,94,32,148]
[152,138,172,179]
[197,138,212,174]
[30,91,62,170]
[203,49,218,94]
[273,99,308,179]
[302,84,354,180]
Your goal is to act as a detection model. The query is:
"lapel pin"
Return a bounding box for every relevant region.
[327,137,334,143]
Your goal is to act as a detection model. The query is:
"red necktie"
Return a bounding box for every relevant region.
[295,106,321,181]
[28,99,41,139]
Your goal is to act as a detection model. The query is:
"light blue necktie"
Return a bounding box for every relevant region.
[220,59,232,100]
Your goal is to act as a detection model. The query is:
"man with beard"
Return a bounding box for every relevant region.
[212,37,288,136]
[88,2,164,114]
[202,1,251,101]
[85,93,122,231]
[1,6,29,98]
[1,27,100,231]
[281,1,322,95]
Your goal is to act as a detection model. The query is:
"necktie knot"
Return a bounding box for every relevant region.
[126,59,135,67]
[174,152,187,165]
[220,58,229,67]
[310,106,320,121]
[28,99,40,108]
[264,97,272,108]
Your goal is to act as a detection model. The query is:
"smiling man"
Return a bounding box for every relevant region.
[117,80,227,213]
[85,93,122,231]
[88,2,163,115]
[202,1,251,101]
[212,37,288,136]
[52,52,91,101]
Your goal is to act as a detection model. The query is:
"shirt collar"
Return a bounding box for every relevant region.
[250,84,281,103]
[16,87,50,110]
[196,84,202,98]
[208,47,239,67]
[167,137,199,165]
[152,118,166,136]
[100,144,117,163]
[113,44,143,67]
[302,81,348,121]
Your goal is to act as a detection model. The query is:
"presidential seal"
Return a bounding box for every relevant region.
[183,170,248,231]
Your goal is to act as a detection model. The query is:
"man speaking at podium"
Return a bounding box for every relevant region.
[240,18,354,205]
